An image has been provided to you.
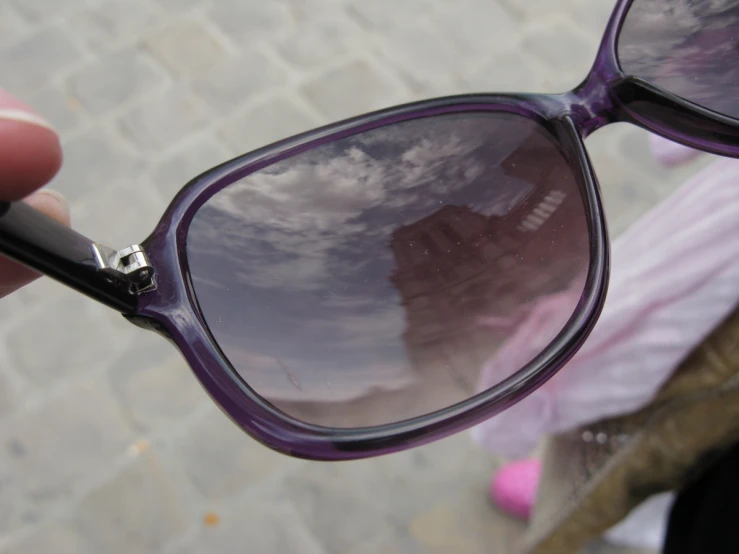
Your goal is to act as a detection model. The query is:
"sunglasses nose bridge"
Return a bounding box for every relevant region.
[565,69,621,138]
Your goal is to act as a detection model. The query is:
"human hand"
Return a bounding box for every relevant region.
[0,89,70,299]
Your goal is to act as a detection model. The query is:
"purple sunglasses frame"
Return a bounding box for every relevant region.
[3,0,739,461]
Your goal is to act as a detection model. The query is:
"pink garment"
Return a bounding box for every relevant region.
[648,133,703,167]
[471,136,739,459]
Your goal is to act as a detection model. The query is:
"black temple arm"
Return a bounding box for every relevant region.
[0,201,138,313]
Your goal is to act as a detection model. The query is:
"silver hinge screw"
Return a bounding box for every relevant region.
[91,243,156,294]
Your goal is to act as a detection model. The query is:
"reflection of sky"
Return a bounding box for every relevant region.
[619,0,739,118]
[186,113,547,401]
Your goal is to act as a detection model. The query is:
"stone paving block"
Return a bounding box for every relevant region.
[118,86,211,151]
[0,28,81,95]
[346,0,437,30]
[2,380,133,502]
[283,0,341,22]
[276,15,360,69]
[0,523,93,554]
[217,95,320,154]
[432,0,520,63]
[66,49,168,116]
[617,126,708,197]
[5,296,116,386]
[70,0,164,51]
[378,24,462,92]
[178,409,299,501]
[144,18,229,77]
[71,179,165,248]
[572,0,619,38]
[108,331,208,432]
[585,125,662,233]
[284,460,398,554]
[521,19,599,80]
[590,172,651,230]
[96,305,142,341]
[0,475,25,538]
[10,0,89,24]
[506,0,579,21]
[151,134,232,199]
[0,294,21,331]
[192,49,288,115]
[0,2,27,49]
[302,59,404,121]
[52,125,146,202]
[345,531,428,554]
[463,49,558,94]
[370,433,494,524]
[408,488,527,554]
[73,454,188,554]
[208,0,293,46]
[155,0,206,11]
[11,273,70,308]
[0,364,18,418]
[175,491,327,554]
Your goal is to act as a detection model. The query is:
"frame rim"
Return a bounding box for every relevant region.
[133,97,609,460]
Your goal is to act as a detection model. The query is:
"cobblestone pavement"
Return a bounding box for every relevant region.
[0,0,710,553]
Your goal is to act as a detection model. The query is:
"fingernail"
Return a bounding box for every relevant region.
[0,89,55,131]
[0,108,54,131]
[36,189,68,209]
[25,189,71,226]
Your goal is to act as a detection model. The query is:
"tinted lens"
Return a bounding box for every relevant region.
[619,0,739,118]
[187,113,590,428]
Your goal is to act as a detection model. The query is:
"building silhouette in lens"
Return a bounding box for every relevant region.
[388,140,588,393]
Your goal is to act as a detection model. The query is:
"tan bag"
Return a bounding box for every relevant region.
[523,306,739,554]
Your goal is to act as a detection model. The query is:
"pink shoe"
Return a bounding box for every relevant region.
[490,458,542,520]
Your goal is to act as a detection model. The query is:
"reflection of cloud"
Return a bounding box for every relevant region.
[234,256,329,291]
[220,302,416,402]
[619,0,739,117]
[190,115,533,293]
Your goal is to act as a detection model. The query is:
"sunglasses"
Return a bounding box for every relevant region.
[1,0,737,460]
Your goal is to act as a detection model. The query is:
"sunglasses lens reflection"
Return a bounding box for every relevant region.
[619,0,739,118]
[186,113,591,428]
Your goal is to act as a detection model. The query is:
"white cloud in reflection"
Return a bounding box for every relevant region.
[620,0,739,117]
[223,301,414,401]
[191,115,531,293]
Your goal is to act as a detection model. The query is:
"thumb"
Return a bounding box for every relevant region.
[0,189,70,299]
[24,188,71,227]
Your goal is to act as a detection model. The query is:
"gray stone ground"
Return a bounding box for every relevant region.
[0,0,711,553]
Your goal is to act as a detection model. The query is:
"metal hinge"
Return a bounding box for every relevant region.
[91,243,156,294]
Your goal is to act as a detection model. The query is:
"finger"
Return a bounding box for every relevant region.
[0,89,62,201]
[0,90,66,298]
[0,189,70,299]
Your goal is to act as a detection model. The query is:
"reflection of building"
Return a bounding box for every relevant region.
[389,137,589,391]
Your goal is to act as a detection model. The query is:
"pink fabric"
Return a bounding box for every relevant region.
[472,136,739,459]
[648,133,702,167]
